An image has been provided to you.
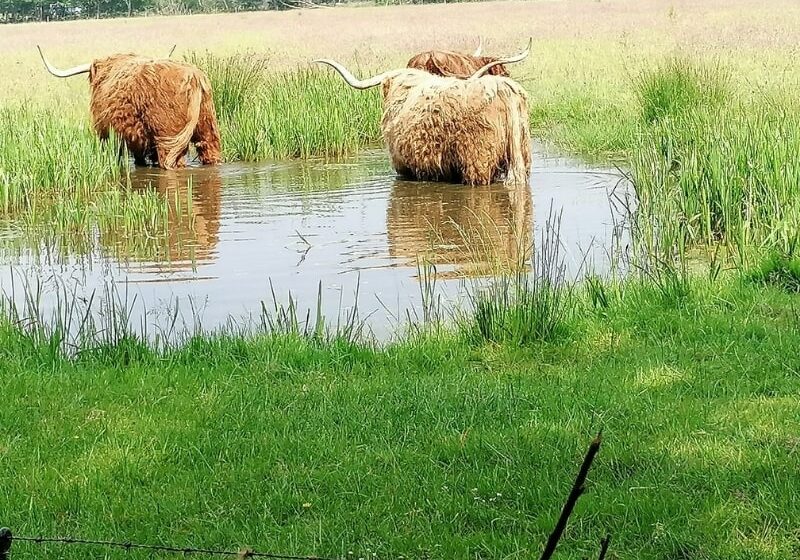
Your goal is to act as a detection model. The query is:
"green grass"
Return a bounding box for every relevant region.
[463,212,573,345]
[0,105,123,215]
[2,9,800,560]
[747,250,800,293]
[630,100,800,260]
[0,274,798,559]
[186,51,383,160]
[634,56,729,125]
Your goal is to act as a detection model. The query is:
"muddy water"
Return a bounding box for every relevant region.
[0,142,632,341]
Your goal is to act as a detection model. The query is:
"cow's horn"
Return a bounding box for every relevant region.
[312,59,392,90]
[473,36,483,57]
[37,46,91,78]
[167,44,176,58]
[501,37,532,64]
[468,37,532,79]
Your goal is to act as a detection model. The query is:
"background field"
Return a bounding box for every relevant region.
[4,0,800,109]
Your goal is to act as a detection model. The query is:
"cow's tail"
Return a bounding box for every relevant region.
[158,74,203,170]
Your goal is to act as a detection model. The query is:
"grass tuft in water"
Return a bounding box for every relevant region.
[463,208,573,345]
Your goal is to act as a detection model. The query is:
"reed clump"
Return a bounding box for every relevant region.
[187,51,383,161]
[634,56,730,125]
[462,210,573,345]
[631,103,800,256]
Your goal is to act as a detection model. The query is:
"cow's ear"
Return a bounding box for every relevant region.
[88,62,96,83]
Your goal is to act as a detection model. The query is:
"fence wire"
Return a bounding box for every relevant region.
[1,433,607,560]
[0,529,335,559]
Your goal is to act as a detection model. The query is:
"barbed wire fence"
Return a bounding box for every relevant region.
[1,432,607,560]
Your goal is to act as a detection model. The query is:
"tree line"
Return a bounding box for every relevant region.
[0,0,465,23]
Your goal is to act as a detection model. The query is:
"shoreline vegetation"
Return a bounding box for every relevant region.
[2,1,800,558]
[2,262,799,559]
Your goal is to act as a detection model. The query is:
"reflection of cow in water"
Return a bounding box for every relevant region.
[105,167,222,270]
[386,180,532,277]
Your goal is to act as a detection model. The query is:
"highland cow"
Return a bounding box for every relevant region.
[407,37,531,78]
[37,46,222,170]
[313,44,532,186]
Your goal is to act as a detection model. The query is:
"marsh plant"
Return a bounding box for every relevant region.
[631,103,800,258]
[464,206,573,345]
[634,56,730,125]
[184,50,270,122]
[187,51,383,161]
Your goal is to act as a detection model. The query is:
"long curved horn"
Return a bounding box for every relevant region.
[468,37,532,79]
[500,37,532,64]
[473,36,484,57]
[37,45,91,78]
[312,59,392,90]
[167,44,176,58]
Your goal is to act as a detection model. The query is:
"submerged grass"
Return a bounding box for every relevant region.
[0,105,122,215]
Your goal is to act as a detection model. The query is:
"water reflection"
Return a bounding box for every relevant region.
[0,144,632,341]
[387,181,532,277]
[121,166,223,272]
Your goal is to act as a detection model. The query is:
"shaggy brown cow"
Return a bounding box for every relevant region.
[314,46,532,186]
[407,37,531,78]
[37,47,221,170]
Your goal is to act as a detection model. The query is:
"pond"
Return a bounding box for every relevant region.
[0,141,633,342]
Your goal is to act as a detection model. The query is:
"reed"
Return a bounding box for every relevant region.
[630,102,800,260]
[462,207,574,345]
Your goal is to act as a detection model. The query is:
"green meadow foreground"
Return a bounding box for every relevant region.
[2,276,799,559]
[2,0,800,558]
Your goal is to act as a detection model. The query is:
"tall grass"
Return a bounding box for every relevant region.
[183,51,270,122]
[628,57,800,273]
[634,56,729,125]
[0,105,122,214]
[463,208,573,345]
[188,51,383,160]
[631,103,800,258]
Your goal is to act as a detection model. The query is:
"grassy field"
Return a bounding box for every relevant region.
[3,0,800,254]
[2,272,799,559]
[3,1,800,558]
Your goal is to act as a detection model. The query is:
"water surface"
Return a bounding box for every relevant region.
[0,142,632,341]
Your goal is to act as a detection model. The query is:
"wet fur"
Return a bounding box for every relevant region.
[88,54,222,169]
[407,51,510,78]
[378,69,531,186]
